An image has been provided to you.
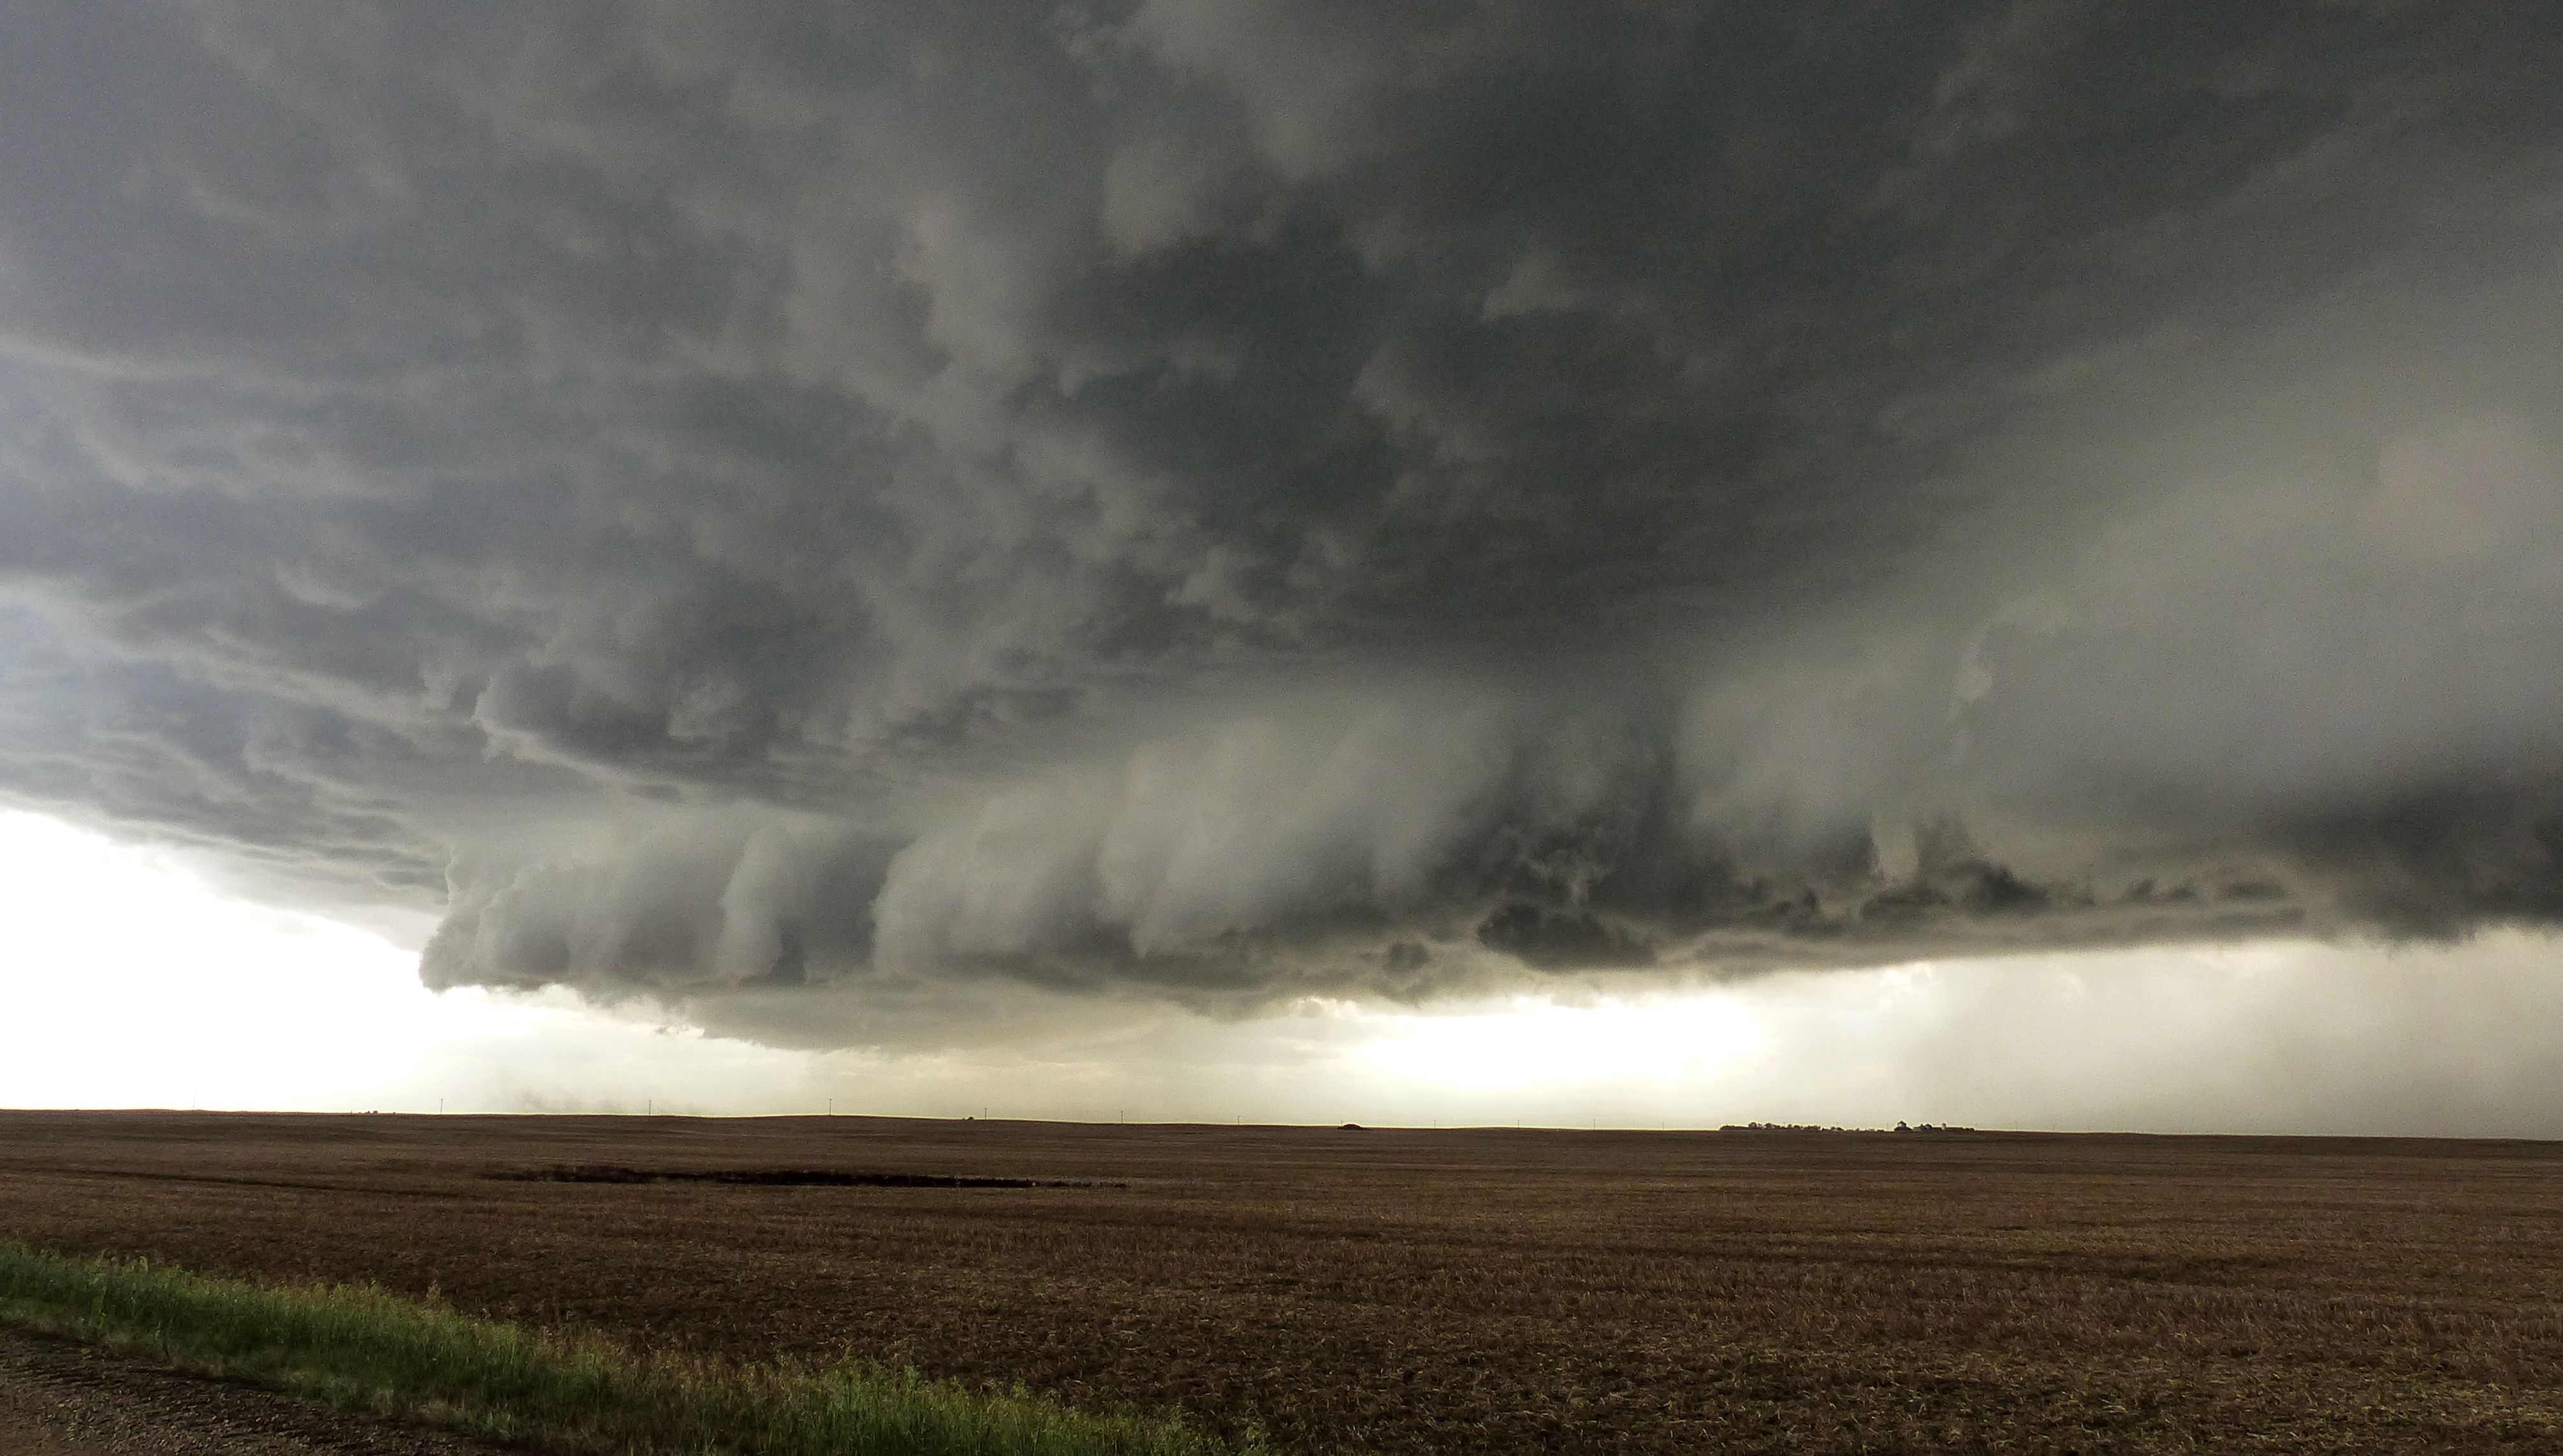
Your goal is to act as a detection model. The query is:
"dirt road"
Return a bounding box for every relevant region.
[0,1325,507,1456]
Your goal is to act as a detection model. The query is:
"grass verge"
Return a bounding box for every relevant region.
[0,1242,1255,1455]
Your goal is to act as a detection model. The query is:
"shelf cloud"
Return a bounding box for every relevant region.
[5,1,2563,1044]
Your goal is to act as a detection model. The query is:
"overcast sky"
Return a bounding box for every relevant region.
[4,2,2563,1128]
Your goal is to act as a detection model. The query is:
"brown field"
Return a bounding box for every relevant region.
[2,1112,2560,1453]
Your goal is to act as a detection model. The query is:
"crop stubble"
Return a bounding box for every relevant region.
[0,1112,2557,1453]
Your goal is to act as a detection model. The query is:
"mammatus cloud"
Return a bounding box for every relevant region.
[4,1,2563,1044]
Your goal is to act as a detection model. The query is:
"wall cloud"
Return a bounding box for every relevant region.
[4,2,2563,1044]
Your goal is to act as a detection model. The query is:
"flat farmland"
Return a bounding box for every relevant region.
[2,1113,2559,1453]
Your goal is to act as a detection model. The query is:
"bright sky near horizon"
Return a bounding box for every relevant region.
[13,806,2563,1136]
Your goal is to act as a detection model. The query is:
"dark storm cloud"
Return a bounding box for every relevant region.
[4,0,2563,1042]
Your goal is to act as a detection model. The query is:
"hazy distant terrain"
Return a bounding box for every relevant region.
[3,1112,2558,1452]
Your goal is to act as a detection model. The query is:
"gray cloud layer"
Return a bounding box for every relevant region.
[4,1,2563,1043]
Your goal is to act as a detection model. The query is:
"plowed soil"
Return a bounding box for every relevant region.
[3,1112,2560,1453]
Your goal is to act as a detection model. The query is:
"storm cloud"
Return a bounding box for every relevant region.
[5,1,2563,1043]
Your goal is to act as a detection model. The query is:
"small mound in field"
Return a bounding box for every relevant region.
[486,1165,1104,1189]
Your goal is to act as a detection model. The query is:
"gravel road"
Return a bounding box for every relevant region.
[0,1325,515,1455]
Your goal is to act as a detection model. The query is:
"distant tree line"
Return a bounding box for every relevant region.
[1716,1122,1980,1133]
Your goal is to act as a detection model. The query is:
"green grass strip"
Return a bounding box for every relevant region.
[0,1242,1259,1456]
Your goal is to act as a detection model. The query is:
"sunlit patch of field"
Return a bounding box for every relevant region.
[1,1112,2559,1453]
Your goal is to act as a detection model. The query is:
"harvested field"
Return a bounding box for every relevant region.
[1,1112,2559,1453]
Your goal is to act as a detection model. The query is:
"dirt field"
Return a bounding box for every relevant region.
[1,1112,2559,1453]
